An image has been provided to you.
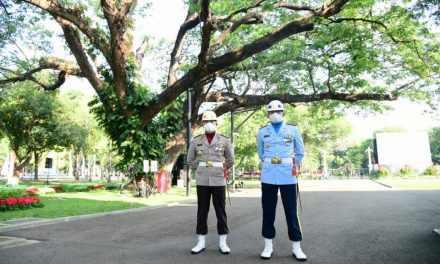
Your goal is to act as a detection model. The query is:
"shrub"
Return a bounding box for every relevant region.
[88,185,106,190]
[0,196,43,211]
[400,167,414,176]
[379,167,390,177]
[52,186,65,192]
[104,183,120,190]
[0,188,27,198]
[59,184,90,192]
[370,167,390,179]
[423,166,438,176]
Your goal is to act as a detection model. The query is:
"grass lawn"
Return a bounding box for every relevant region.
[378,178,440,190]
[0,187,196,221]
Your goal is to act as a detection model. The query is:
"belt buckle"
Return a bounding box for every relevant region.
[206,161,213,168]
[271,157,281,165]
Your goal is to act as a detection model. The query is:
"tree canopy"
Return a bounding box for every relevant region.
[0,0,438,172]
[0,82,86,177]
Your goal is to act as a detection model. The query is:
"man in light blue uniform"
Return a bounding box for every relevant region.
[257,100,307,261]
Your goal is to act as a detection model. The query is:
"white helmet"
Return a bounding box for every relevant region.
[267,100,284,112]
[202,110,217,121]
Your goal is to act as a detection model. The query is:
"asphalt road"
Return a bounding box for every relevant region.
[0,180,439,264]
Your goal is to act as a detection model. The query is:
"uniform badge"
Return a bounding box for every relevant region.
[197,150,203,156]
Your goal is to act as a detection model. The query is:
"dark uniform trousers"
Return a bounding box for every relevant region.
[262,183,302,241]
[196,185,229,235]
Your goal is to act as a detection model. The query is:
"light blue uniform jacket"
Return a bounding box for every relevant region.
[257,122,305,185]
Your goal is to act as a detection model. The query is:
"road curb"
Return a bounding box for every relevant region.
[0,199,196,232]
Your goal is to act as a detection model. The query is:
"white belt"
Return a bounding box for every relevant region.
[264,157,293,165]
[199,161,223,168]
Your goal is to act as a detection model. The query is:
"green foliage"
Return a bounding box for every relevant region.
[379,167,390,177]
[400,166,415,176]
[423,166,438,176]
[341,139,375,169]
[59,184,90,192]
[0,82,87,173]
[89,67,184,174]
[370,166,390,179]
[0,188,27,198]
[429,127,440,164]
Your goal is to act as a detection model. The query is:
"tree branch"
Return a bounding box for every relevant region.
[101,0,131,116]
[22,0,111,58]
[0,57,83,89]
[208,91,398,117]
[0,1,10,15]
[208,12,265,56]
[135,37,149,70]
[56,18,103,92]
[198,0,213,66]
[218,0,267,22]
[274,2,315,12]
[139,0,350,128]
[168,12,199,86]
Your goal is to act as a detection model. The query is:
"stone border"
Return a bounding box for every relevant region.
[0,199,196,232]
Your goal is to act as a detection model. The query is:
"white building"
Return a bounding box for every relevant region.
[375,132,432,173]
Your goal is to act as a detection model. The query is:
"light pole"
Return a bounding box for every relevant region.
[366,147,373,174]
[186,88,192,196]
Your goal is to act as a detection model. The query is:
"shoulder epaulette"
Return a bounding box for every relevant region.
[218,134,230,139]
[194,134,203,138]
[259,125,269,130]
[287,123,298,127]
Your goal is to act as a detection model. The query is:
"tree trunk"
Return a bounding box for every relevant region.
[34,151,40,180]
[74,152,81,180]
[162,124,201,176]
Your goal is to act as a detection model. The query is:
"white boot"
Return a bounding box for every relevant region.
[260,238,273,260]
[219,234,230,254]
[292,241,307,261]
[191,235,205,254]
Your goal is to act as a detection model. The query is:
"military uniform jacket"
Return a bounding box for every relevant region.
[257,122,305,185]
[187,133,235,186]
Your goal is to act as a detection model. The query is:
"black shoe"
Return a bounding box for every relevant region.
[191,248,205,254]
[219,248,230,255]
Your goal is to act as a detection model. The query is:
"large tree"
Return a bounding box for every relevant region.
[0,0,438,174]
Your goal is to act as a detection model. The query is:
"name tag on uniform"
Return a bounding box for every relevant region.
[264,135,270,138]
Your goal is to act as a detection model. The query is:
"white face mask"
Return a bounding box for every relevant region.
[269,112,283,123]
[203,122,217,133]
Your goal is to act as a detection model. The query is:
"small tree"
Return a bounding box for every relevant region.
[0,82,83,179]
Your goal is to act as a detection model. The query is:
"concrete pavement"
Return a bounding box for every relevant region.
[0,180,439,264]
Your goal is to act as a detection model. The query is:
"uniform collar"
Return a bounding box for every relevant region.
[268,122,285,135]
[202,133,218,146]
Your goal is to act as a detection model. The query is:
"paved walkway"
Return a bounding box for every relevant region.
[0,180,439,264]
